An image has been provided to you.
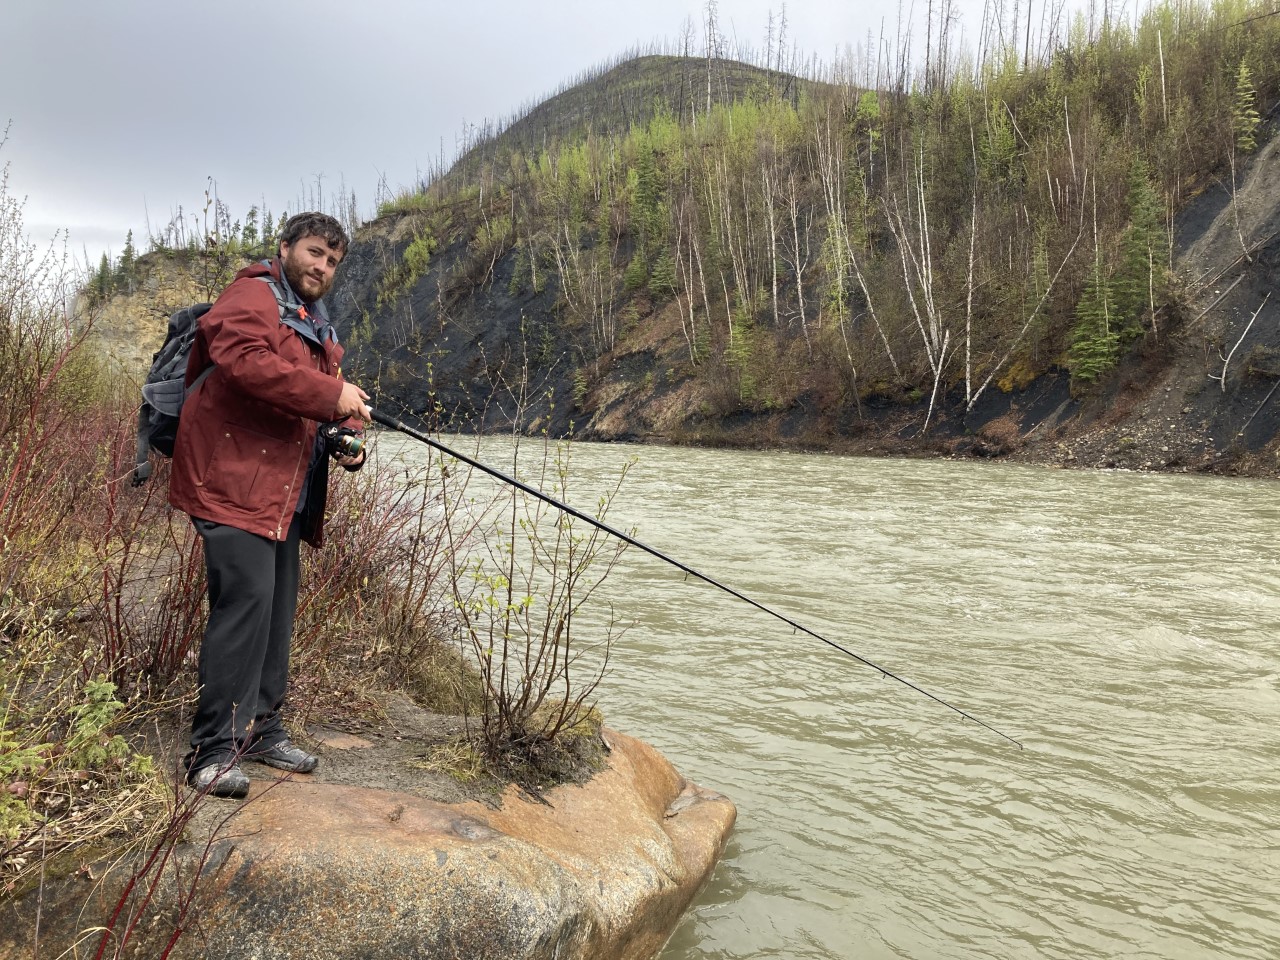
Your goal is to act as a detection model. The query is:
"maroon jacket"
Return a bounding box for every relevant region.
[169,258,351,546]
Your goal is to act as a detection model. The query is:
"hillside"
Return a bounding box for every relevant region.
[325,6,1280,479]
[1020,130,1280,475]
[94,7,1280,479]
[438,54,812,192]
[331,123,1280,477]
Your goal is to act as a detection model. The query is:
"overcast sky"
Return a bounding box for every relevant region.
[3,0,1083,268]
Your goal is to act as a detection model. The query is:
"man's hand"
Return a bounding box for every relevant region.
[335,381,371,422]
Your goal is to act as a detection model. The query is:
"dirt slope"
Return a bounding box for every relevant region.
[92,135,1280,479]
[1009,133,1280,477]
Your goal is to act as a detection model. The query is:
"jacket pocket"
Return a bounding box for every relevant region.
[200,425,285,507]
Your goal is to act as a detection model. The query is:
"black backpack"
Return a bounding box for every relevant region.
[132,274,303,485]
[132,303,214,484]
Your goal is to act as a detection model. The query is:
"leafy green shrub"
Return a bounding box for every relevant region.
[287,448,481,722]
[436,432,629,773]
[376,191,437,218]
[377,228,437,306]
[1,611,164,884]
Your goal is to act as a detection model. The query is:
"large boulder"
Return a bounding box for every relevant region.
[1,729,734,960]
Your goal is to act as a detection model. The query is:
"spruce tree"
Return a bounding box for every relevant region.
[650,250,677,297]
[241,206,260,255]
[1113,159,1166,338]
[1070,255,1120,383]
[261,208,274,255]
[1234,61,1260,153]
[116,230,137,292]
[90,252,114,305]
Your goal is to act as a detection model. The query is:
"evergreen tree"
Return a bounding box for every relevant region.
[115,230,137,292]
[1234,61,1260,153]
[650,249,677,297]
[632,142,664,254]
[93,252,114,304]
[1070,255,1120,383]
[1113,159,1166,337]
[273,212,288,252]
[623,253,649,292]
[980,97,1018,182]
[261,208,274,255]
[241,206,260,255]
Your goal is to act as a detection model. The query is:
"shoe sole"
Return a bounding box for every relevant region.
[187,771,250,799]
[249,755,318,774]
[206,781,250,799]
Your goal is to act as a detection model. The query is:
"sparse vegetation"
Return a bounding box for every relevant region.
[0,138,626,953]
[433,393,628,783]
[358,0,1280,437]
[10,0,1280,946]
[0,142,174,901]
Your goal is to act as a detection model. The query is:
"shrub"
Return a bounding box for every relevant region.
[0,148,175,896]
[289,451,482,722]
[435,430,629,778]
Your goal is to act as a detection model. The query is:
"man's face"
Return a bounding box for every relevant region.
[280,234,344,302]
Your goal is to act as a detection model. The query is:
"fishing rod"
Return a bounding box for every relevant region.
[369,406,1023,750]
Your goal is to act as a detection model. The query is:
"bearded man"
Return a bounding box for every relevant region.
[169,212,371,798]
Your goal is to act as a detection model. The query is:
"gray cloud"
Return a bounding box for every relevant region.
[3,0,1040,266]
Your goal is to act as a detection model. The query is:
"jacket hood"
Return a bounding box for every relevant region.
[234,258,281,284]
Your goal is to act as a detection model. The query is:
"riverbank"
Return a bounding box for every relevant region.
[573,359,1280,481]
[578,321,1280,483]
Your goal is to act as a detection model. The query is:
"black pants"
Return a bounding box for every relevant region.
[186,515,301,772]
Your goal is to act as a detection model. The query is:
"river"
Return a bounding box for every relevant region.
[384,435,1280,959]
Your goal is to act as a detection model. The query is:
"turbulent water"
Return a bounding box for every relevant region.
[382,435,1280,960]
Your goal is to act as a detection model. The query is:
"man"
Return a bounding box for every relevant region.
[169,212,370,798]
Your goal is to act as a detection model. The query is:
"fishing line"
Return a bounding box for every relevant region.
[369,405,1023,750]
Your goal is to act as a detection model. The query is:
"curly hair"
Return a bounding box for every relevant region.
[279,212,349,255]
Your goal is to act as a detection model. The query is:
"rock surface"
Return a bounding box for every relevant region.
[0,729,734,960]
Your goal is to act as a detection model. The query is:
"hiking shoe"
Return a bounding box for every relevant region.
[248,739,318,773]
[187,762,250,799]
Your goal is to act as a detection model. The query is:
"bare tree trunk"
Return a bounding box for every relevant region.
[705,0,718,115]
[785,172,813,355]
[1218,294,1270,391]
[926,0,934,90]
[762,164,780,327]
[673,207,698,364]
[814,106,901,376]
[881,146,955,432]
[966,181,1087,411]
[691,230,714,345]
[1023,0,1033,69]
[721,273,734,346]
[965,160,979,406]
[1158,29,1168,125]
[777,3,789,73]
[1064,97,1077,185]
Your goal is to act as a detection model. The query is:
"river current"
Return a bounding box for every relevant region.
[382,435,1280,959]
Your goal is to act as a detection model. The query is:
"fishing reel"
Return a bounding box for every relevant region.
[320,422,366,460]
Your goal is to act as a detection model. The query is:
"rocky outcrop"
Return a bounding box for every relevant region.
[0,730,734,960]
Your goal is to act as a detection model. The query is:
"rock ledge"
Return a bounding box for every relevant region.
[1,729,734,960]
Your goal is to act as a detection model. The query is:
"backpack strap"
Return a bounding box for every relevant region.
[132,273,332,486]
[133,403,154,485]
[255,266,336,346]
